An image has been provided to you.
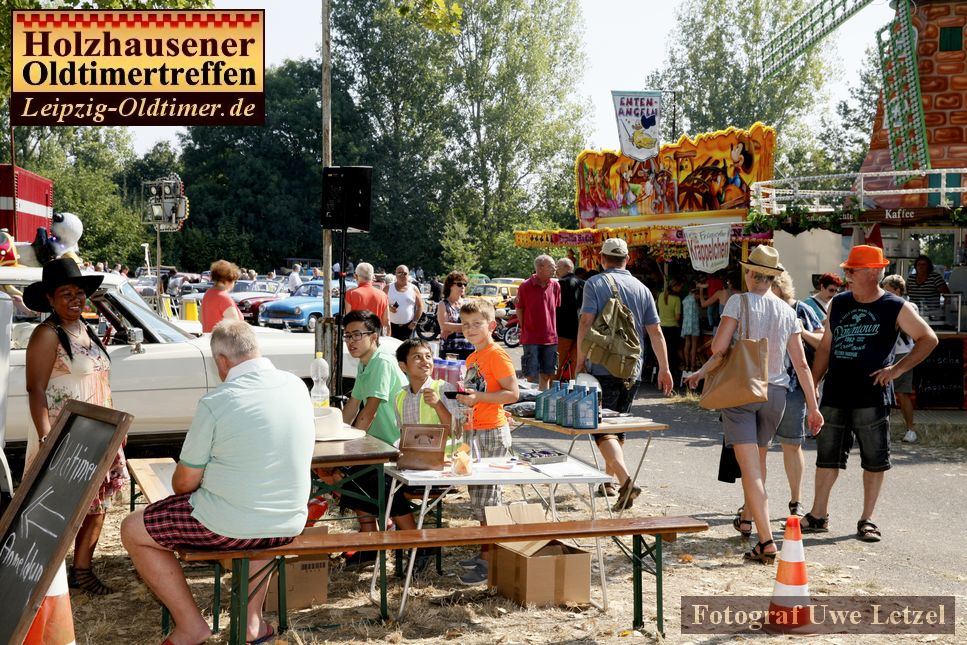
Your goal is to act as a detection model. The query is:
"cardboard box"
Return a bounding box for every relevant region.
[264,555,329,612]
[485,504,591,607]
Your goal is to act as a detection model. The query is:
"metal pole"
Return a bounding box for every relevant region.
[9,124,17,241]
[318,0,338,391]
[156,226,162,313]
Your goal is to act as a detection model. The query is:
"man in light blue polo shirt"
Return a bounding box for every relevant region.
[576,238,672,512]
[121,320,314,645]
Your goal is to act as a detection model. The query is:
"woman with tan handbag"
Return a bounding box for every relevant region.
[686,246,823,564]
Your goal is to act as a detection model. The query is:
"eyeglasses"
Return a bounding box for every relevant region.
[343,331,375,341]
[396,271,408,275]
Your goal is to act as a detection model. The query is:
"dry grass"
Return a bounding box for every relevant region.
[72,485,965,644]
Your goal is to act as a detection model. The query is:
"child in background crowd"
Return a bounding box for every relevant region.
[681,285,702,371]
[455,299,519,585]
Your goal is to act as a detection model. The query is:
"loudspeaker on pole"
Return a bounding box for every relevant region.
[322,166,372,232]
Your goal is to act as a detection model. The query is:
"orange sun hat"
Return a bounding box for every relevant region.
[840,245,889,269]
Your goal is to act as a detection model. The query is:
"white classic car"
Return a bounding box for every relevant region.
[0,267,394,465]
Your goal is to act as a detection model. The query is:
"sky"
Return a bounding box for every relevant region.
[129,0,898,155]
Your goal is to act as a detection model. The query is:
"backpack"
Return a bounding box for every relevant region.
[583,274,642,379]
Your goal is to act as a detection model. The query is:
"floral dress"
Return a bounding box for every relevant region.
[38,326,128,513]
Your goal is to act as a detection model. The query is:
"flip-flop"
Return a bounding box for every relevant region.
[247,623,276,645]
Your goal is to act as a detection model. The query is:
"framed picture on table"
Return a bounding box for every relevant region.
[398,424,447,470]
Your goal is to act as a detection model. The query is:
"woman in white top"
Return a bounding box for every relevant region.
[688,246,824,564]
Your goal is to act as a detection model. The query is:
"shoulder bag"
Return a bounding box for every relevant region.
[699,293,769,410]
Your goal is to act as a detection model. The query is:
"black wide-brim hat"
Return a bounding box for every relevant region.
[23,258,104,313]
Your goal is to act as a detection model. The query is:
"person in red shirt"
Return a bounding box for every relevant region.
[345,262,389,334]
[516,254,561,389]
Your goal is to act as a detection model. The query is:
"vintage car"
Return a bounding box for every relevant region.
[0,267,392,465]
[258,280,341,332]
[467,282,519,306]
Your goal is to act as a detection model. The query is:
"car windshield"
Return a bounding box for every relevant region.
[293,284,323,298]
[471,285,498,297]
[233,280,254,292]
[115,282,193,342]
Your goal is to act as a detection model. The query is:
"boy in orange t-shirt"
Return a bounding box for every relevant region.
[455,299,519,585]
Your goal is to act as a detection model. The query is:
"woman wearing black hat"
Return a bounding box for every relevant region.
[24,258,126,596]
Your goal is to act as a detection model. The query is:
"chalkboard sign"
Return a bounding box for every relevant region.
[0,400,132,645]
[913,338,965,408]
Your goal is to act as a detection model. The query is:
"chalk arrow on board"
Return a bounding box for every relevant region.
[21,486,64,539]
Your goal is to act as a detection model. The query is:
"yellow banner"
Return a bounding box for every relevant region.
[11,10,264,126]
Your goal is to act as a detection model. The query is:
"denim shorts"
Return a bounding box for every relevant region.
[594,375,640,444]
[522,343,558,378]
[776,386,806,445]
[815,405,891,472]
[721,384,787,447]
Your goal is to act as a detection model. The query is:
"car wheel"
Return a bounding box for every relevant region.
[306,314,321,333]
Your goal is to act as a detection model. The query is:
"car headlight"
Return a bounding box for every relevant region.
[239,302,250,311]
[294,307,302,315]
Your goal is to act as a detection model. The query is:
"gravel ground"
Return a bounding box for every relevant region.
[68,385,965,644]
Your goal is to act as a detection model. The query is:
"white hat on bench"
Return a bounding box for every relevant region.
[314,407,365,441]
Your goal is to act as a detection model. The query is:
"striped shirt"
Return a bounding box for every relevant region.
[906,272,947,310]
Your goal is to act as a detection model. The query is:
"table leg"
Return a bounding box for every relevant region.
[368,476,402,610]
[588,483,609,611]
[655,534,664,637]
[397,485,434,620]
[377,465,387,621]
[129,477,136,512]
[632,535,643,631]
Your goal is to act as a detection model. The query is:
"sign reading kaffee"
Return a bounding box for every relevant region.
[10,10,264,126]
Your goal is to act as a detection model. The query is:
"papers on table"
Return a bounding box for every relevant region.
[530,461,593,478]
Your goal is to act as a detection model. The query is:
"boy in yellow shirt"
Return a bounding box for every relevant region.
[455,299,519,584]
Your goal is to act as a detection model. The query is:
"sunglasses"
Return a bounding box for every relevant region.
[454,282,467,287]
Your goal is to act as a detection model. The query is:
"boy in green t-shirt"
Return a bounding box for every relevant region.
[335,310,417,546]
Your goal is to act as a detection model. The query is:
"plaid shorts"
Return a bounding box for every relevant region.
[467,426,512,522]
[143,493,295,552]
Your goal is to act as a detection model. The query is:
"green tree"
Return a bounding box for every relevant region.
[646,0,829,138]
[332,0,458,274]
[446,0,587,272]
[175,58,373,272]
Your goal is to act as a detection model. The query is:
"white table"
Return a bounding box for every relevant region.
[380,457,613,618]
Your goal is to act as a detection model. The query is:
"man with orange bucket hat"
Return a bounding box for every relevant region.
[804,245,937,542]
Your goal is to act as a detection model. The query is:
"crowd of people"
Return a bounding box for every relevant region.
[16,238,945,643]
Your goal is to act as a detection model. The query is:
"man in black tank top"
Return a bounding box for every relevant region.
[805,246,937,543]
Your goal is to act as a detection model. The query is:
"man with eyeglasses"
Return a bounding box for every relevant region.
[805,246,936,543]
[803,272,844,321]
[388,265,424,341]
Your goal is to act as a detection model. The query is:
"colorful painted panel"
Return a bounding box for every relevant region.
[575,122,776,228]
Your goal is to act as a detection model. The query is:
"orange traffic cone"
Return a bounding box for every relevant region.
[767,515,812,633]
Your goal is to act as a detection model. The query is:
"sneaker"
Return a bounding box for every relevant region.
[788,501,805,517]
[458,554,486,570]
[902,429,917,443]
[458,562,488,585]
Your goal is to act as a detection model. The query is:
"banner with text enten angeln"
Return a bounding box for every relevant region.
[11,10,264,126]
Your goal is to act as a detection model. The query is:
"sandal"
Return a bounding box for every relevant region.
[743,540,776,564]
[801,512,829,533]
[68,567,113,595]
[247,623,276,644]
[596,482,617,497]
[856,519,881,543]
[788,501,805,517]
[732,516,752,538]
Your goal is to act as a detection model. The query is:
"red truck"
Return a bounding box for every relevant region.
[0,165,53,241]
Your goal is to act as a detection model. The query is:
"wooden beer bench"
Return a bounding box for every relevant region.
[177,515,708,644]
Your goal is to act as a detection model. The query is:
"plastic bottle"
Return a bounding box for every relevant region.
[432,358,444,380]
[575,387,598,429]
[535,381,557,420]
[560,385,586,428]
[310,352,330,408]
[545,381,569,424]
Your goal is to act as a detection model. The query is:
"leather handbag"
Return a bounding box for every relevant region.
[699,294,769,410]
